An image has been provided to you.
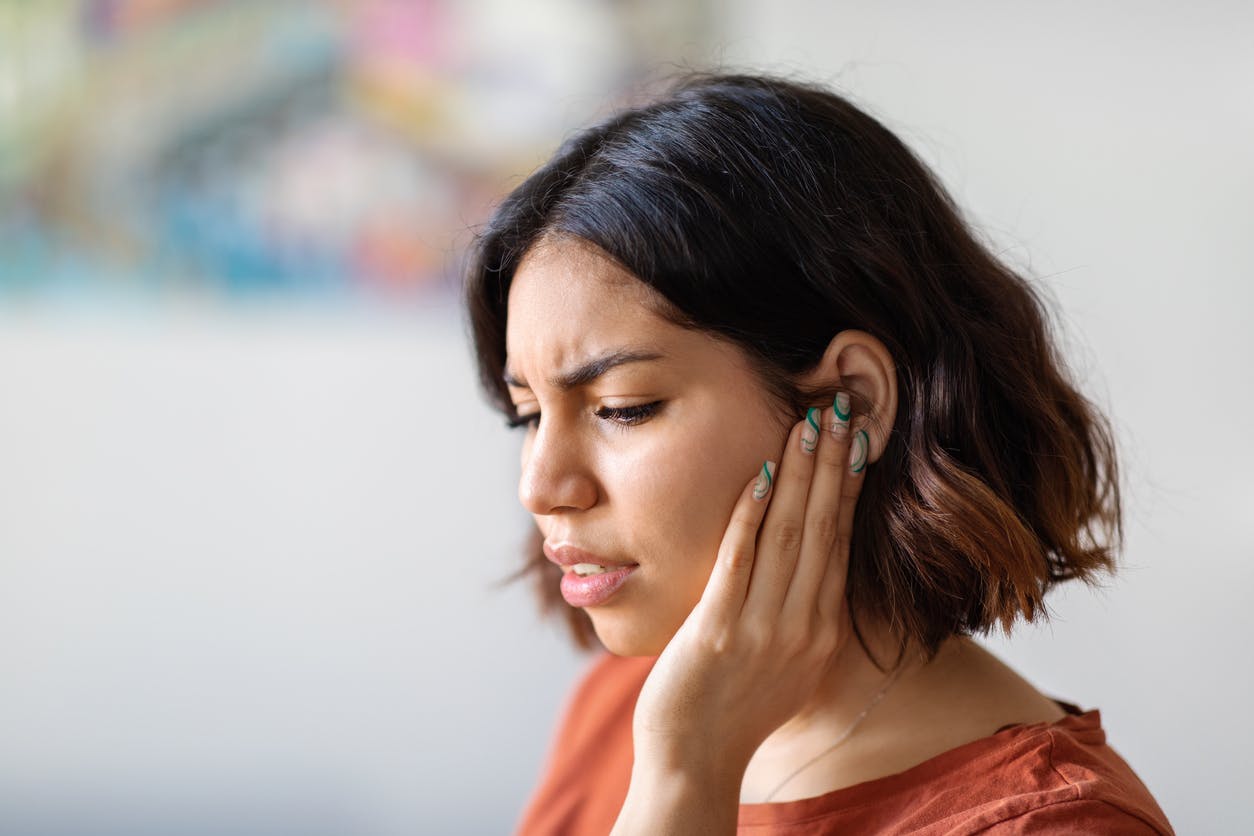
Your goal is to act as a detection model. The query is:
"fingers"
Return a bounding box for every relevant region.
[783,399,862,621]
[741,418,818,619]
[816,418,869,623]
[698,461,775,627]
[699,394,871,641]
[742,394,868,629]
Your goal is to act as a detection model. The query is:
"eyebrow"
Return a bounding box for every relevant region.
[503,348,667,392]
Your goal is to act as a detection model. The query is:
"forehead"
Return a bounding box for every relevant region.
[504,239,682,380]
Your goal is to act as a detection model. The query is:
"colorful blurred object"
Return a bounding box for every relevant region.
[0,0,713,306]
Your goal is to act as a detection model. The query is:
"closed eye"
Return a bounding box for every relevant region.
[596,401,663,428]
[506,401,663,431]
[505,412,540,430]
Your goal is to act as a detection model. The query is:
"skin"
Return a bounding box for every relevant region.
[506,236,1067,829]
[507,237,795,656]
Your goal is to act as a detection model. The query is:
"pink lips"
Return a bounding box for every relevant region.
[559,566,637,607]
[544,541,639,608]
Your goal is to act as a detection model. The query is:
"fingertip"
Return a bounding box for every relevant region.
[848,429,870,475]
[752,459,776,502]
[829,394,852,441]
[800,407,821,455]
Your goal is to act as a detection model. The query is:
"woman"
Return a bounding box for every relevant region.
[464,73,1173,834]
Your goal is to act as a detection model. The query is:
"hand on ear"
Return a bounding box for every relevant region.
[798,330,897,465]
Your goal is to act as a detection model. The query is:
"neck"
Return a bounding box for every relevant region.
[782,619,926,735]
[741,619,943,801]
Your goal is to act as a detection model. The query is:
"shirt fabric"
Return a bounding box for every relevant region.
[516,651,1173,835]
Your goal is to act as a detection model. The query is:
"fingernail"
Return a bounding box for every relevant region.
[849,429,869,473]
[801,407,820,455]
[753,460,776,501]
[831,391,851,438]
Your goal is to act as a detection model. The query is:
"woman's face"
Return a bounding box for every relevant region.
[505,237,789,656]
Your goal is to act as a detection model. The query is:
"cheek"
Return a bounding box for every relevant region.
[618,410,771,571]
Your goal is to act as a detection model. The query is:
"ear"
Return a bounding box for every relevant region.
[797,330,898,464]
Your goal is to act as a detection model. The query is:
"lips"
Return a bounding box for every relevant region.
[543,541,637,572]
[544,541,640,608]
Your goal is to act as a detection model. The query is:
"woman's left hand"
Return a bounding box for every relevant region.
[625,399,869,800]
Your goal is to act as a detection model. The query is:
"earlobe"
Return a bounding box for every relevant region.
[802,329,898,464]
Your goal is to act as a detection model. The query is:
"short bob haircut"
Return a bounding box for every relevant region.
[463,72,1122,667]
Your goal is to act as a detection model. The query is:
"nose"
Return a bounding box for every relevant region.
[518,421,598,515]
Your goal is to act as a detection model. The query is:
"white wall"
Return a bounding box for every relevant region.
[0,302,590,835]
[716,1,1253,831]
[0,2,1248,833]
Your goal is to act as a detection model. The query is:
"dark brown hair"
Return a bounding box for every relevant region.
[463,72,1123,667]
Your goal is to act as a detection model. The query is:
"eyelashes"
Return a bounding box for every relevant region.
[506,401,663,431]
[505,412,540,430]
[597,401,664,428]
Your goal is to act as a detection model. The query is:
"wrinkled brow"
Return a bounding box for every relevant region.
[503,349,666,392]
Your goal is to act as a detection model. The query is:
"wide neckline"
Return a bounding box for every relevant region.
[737,698,1098,822]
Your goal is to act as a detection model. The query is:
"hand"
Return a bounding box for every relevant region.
[630,397,869,780]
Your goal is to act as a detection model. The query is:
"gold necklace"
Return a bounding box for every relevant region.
[760,664,905,803]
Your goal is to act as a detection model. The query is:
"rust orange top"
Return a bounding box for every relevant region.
[516,652,1174,835]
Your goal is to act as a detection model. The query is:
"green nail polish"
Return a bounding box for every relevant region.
[801,407,820,454]
[833,391,851,421]
[849,429,869,473]
[831,391,851,438]
[753,460,775,500]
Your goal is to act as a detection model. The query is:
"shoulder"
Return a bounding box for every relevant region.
[957,709,1175,835]
[735,705,1175,835]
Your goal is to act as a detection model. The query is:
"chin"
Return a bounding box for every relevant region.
[586,609,672,657]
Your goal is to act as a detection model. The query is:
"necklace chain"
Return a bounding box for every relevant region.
[760,664,906,803]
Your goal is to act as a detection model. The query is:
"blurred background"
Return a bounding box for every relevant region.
[0,0,1249,833]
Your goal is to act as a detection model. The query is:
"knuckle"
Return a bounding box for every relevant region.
[820,436,848,468]
[809,624,840,659]
[722,546,755,575]
[734,502,766,528]
[839,490,859,513]
[775,622,809,656]
[740,620,772,652]
[810,510,840,545]
[771,522,804,552]
[706,627,737,657]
